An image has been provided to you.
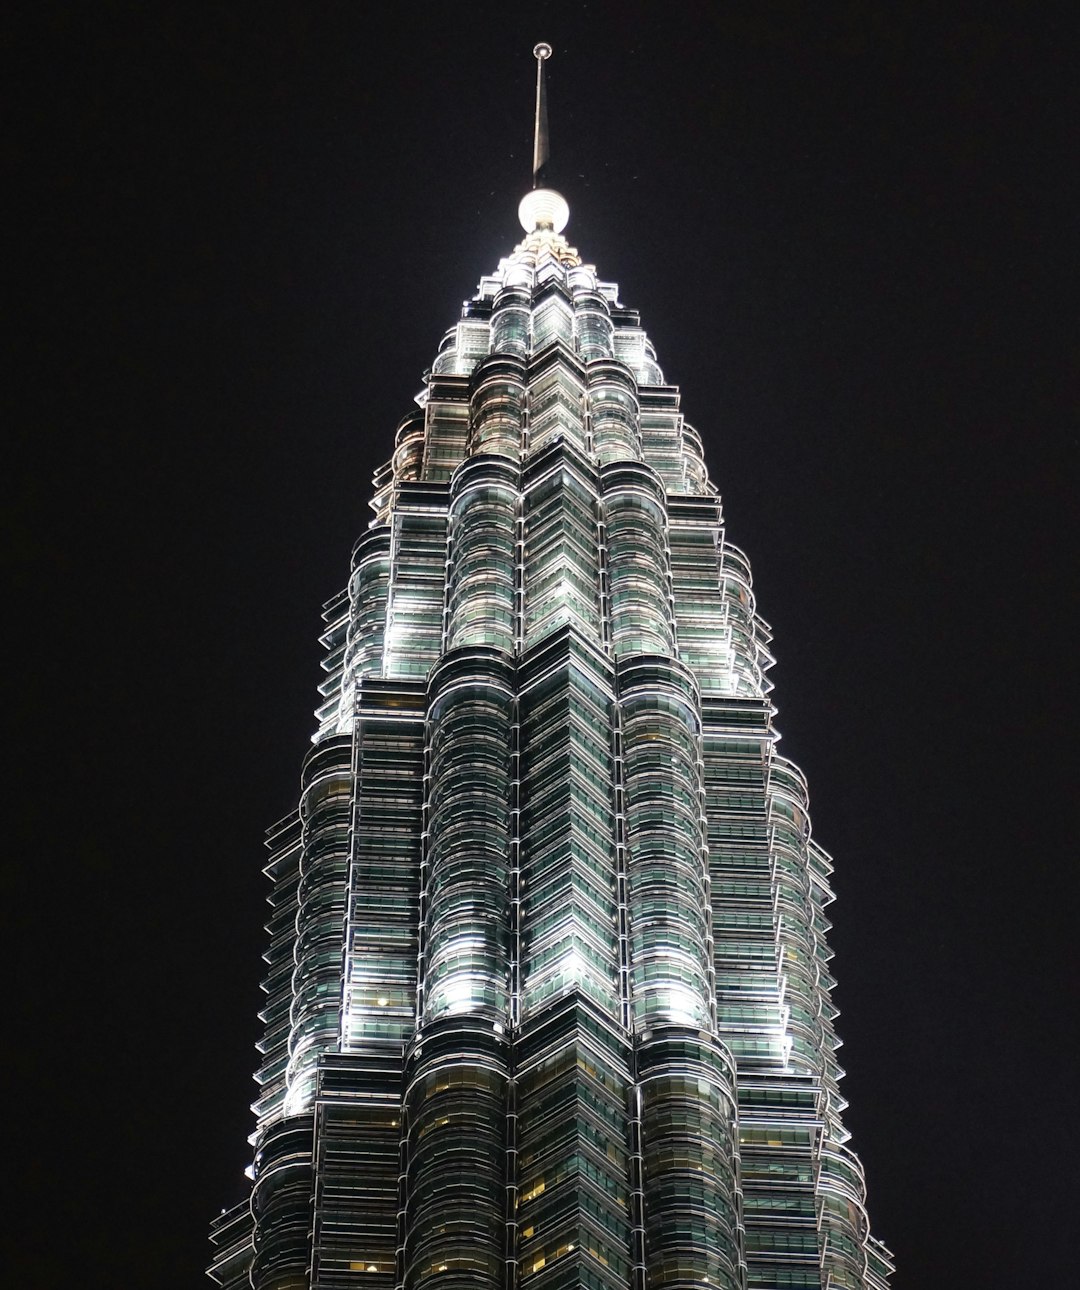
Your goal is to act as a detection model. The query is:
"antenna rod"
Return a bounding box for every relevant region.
[532,43,552,188]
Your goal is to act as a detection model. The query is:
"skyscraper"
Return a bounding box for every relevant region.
[209,55,892,1290]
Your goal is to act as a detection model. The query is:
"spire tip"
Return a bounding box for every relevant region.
[531,43,551,187]
[523,41,566,233]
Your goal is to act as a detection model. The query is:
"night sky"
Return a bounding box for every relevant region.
[12,4,1076,1286]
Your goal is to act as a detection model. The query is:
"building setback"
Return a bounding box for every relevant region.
[209,169,893,1290]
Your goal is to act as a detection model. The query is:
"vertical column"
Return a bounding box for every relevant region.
[617,659,711,1031]
[421,376,471,481]
[393,409,426,483]
[348,531,391,679]
[383,488,449,681]
[768,759,829,1078]
[806,838,848,1140]
[468,355,526,460]
[250,1115,316,1290]
[446,457,519,655]
[286,735,353,1117]
[619,659,746,1287]
[240,811,306,1290]
[342,682,426,1052]
[315,589,352,741]
[679,423,709,494]
[667,497,733,692]
[637,1033,743,1290]
[588,360,641,466]
[403,1024,509,1290]
[728,754,840,1287]
[401,651,515,1289]
[573,286,615,361]
[737,1072,822,1289]
[637,386,685,492]
[717,541,773,698]
[818,1143,874,1290]
[311,1052,404,1289]
[252,813,303,1135]
[600,462,674,658]
[328,528,392,736]
[491,285,532,358]
[421,650,514,1025]
[700,696,785,1067]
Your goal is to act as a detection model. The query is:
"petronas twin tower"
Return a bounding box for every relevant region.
[210,63,892,1290]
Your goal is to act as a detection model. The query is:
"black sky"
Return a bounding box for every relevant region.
[11,3,1078,1286]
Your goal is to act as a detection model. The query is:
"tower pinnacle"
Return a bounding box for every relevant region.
[532,42,552,186]
[520,42,569,234]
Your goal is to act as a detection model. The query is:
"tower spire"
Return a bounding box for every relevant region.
[519,42,569,235]
[532,42,552,188]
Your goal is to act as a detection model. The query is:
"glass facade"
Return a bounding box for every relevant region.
[209,193,892,1290]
